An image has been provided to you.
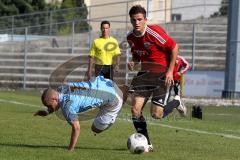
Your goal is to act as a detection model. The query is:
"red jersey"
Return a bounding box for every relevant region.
[173,55,190,81]
[127,25,176,73]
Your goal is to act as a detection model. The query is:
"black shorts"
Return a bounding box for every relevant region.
[173,81,180,96]
[95,64,113,80]
[130,71,170,107]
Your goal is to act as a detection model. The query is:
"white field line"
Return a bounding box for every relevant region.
[120,119,240,140]
[1,98,240,140]
[0,98,42,108]
[149,122,240,140]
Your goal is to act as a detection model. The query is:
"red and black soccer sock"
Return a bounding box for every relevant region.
[132,115,151,145]
[162,99,180,118]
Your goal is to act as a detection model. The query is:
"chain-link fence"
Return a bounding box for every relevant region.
[0,1,228,89]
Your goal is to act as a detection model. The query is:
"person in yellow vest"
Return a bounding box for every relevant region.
[87,21,121,80]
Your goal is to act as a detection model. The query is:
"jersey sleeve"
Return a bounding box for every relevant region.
[165,36,177,51]
[66,112,78,125]
[89,41,96,57]
[61,100,79,124]
[113,38,121,56]
[179,56,190,74]
[153,25,177,51]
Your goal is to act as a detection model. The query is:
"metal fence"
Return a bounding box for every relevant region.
[0,1,228,89]
[0,0,226,33]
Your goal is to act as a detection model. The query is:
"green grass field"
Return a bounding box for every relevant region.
[1,90,240,160]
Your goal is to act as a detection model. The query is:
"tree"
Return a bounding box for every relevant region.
[56,0,90,35]
[0,0,58,33]
[219,0,228,16]
[0,1,19,16]
[211,0,228,17]
[0,0,90,35]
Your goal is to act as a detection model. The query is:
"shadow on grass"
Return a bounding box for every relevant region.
[0,143,126,151]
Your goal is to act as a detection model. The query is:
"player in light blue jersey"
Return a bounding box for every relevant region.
[34,76,128,151]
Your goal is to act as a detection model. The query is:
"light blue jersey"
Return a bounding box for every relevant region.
[57,76,121,124]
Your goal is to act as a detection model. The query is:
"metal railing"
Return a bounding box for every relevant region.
[0,0,227,32]
[0,1,228,89]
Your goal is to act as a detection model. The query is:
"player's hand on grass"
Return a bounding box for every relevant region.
[34,110,48,116]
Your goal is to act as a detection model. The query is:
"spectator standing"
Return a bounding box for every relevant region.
[87,21,121,80]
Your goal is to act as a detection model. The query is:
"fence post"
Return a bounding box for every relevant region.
[125,49,129,85]
[71,20,75,54]
[125,2,128,33]
[23,27,28,90]
[165,23,169,33]
[49,10,53,36]
[125,2,129,85]
[88,6,92,50]
[11,16,14,41]
[192,23,196,70]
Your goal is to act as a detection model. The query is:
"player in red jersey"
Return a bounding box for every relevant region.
[163,55,190,118]
[127,5,186,152]
[173,55,190,96]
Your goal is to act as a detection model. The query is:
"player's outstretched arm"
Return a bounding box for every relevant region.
[34,110,49,117]
[68,120,80,151]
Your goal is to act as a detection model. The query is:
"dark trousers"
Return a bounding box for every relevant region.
[95,64,113,80]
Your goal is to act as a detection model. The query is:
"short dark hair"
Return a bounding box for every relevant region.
[129,5,146,18]
[101,20,110,28]
[41,88,49,106]
[41,88,55,113]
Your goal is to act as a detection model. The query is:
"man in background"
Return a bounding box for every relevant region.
[87,21,121,80]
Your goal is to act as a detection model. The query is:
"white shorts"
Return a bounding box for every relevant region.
[93,92,123,131]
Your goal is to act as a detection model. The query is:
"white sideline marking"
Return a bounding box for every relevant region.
[0,98,42,108]
[1,98,240,140]
[149,122,240,140]
[120,119,240,140]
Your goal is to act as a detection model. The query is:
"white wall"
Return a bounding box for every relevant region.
[171,0,222,20]
[184,71,224,97]
[85,0,170,30]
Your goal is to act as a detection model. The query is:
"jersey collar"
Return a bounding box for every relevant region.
[133,25,147,37]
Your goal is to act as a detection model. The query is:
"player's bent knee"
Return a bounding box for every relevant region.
[91,124,104,133]
[131,107,142,117]
[92,119,113,134]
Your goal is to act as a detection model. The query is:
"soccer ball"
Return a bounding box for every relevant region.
[127,133,148,154]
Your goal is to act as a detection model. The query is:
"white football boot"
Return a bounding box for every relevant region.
[174,95,187,117]
[145,144,154,152]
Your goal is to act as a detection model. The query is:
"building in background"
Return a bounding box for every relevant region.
[44,0,223,30]
[84,0,223,30]
[171,0,222,21]
[85,0,171,30]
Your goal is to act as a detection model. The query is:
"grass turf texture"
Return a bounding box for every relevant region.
[0,90,240,160]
